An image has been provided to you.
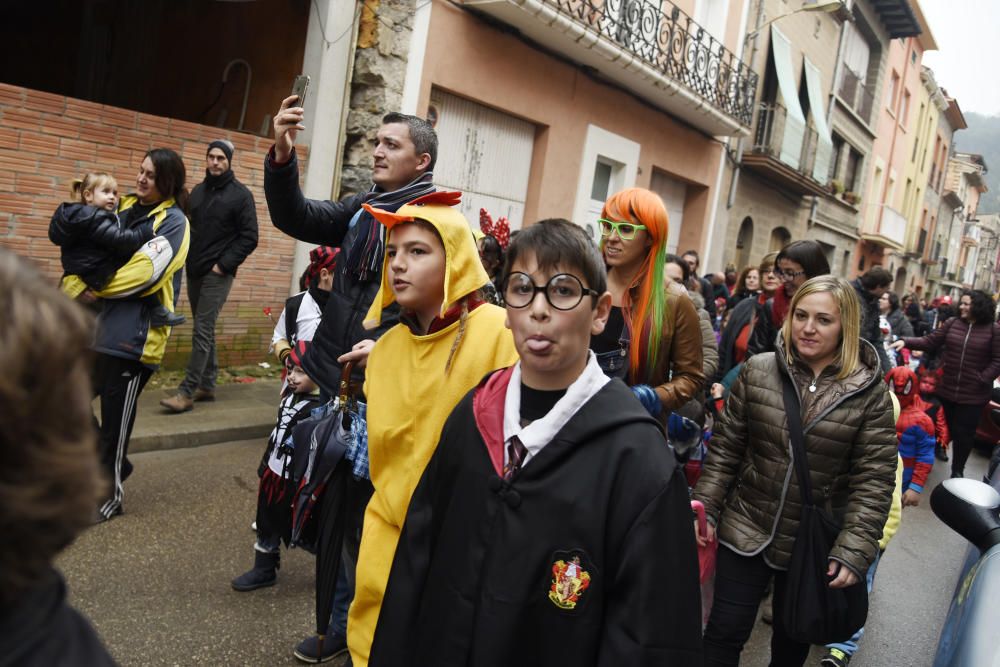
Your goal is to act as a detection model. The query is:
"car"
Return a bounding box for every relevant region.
[930,467,1000,666]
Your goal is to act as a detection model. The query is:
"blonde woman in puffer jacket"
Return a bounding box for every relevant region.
[692,276,897,667]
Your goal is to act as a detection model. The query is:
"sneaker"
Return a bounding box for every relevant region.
[935,443,949,462]
[93,504,124,524]
[293,632,348,664]
[820,648,851,667]
[160,393,194,413]
[193,388,216,402]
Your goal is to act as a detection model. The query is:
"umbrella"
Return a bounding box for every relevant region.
[288,361,366,655]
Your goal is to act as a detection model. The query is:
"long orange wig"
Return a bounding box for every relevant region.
[600,188,669,384]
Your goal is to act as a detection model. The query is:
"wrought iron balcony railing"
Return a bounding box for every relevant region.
[837,68,875,125]
[549,0,758,126]
[742,102,828,197]
[752,102,819,174]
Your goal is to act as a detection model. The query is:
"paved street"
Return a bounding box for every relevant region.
[58,439,347,667]
[58,438,989,666]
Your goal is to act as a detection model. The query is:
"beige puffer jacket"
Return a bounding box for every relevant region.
[692,339,897,575]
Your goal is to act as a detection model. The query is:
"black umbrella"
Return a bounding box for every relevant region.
[289,362,362,655]
[314,459,350,655]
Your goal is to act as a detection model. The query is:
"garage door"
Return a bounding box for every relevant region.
[429,89,535,230]
[650,169,687,254]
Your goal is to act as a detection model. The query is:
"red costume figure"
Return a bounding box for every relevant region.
[917,367,951,461]
[886,367,936,506]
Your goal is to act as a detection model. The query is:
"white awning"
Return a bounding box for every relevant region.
[770,26,806,169]
[804,57,834,184]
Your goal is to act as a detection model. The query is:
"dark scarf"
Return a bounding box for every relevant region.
[346,171,436,282]
[203,168,235,190]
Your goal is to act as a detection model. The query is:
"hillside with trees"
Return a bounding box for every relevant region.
[956,112,1000,214]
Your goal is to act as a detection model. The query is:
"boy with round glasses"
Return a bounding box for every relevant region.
[368,218,702,666]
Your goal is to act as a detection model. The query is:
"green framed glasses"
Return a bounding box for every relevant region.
[598,218,647,240]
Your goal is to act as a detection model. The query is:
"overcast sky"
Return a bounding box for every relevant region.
[920,0,1000,116]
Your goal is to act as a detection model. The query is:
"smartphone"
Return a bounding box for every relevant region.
[291,75,310,109]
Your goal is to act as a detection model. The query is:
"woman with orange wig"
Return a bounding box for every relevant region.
[591,187,705,419]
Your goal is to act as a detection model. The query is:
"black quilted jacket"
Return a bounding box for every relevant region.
[48,202,153,289]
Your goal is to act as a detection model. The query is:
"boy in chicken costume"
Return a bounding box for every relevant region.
[346,191,518,666]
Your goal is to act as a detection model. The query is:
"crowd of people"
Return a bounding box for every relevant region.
[4,91,1000,667]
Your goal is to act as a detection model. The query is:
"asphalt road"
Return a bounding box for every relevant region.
[57,439,990,666]
[58,439,346,667]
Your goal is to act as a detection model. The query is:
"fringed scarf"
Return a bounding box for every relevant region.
[345,172,436,282]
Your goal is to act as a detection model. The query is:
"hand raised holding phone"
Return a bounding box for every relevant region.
[272,75,310,163]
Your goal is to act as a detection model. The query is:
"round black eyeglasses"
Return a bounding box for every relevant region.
[503,272,599,311]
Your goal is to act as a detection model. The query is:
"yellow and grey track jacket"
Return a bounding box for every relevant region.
[62,195,190,368]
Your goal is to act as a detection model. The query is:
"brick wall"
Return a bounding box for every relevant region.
[0,83,311,369]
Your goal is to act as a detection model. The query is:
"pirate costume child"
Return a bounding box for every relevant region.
[232,341,322,591]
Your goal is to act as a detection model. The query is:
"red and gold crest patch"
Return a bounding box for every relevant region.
[548,555,591,610]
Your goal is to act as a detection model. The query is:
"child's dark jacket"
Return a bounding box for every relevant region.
[369,369,703,666]
[48,202,153,289]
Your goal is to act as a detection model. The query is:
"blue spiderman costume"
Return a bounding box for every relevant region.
[886,367,935,495]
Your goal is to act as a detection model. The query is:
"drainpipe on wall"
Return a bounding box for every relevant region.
[701,0,755,272]
[726,0,767,211]
[808,9,850,232]
[290,0,362,292]
[877,37,914,269]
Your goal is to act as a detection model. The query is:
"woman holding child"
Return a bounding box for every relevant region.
[77,148,190,523]
[592,187,704,418]
[692,276,897,666]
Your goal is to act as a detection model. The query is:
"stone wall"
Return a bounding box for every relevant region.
[338,0,417,198]
[0,83,309,368]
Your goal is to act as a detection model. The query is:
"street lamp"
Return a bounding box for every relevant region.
[745,1,845,40]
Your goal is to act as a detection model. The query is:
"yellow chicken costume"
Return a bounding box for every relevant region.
[348,192,518,666]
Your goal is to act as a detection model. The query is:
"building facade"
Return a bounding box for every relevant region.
[927,152,989,299]
[713,0,922,278]
[857,1,936,280]
[400,0,757,259]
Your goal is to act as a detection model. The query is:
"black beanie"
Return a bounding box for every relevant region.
[207,139,234,163]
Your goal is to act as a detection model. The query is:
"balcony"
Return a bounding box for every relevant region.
[963,222,981,246]
[862,205,907,250]
[742,102,829,197]
[836,68,875,126]
[463,0,757,136]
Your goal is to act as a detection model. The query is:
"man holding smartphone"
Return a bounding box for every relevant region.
[264,91,438,664]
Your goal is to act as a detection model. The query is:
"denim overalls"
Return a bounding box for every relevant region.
[595,319,630,380]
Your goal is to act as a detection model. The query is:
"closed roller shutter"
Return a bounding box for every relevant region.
[429,89,535,230]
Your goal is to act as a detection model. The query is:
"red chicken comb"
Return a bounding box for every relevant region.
[406,191,462,207]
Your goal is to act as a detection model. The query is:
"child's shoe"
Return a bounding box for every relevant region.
[231,550,279,591]
[150,305,186,327]
[820,648,851,666]
[935,442,949,462]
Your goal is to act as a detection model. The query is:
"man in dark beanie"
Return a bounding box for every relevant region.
[161,139,258,413]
